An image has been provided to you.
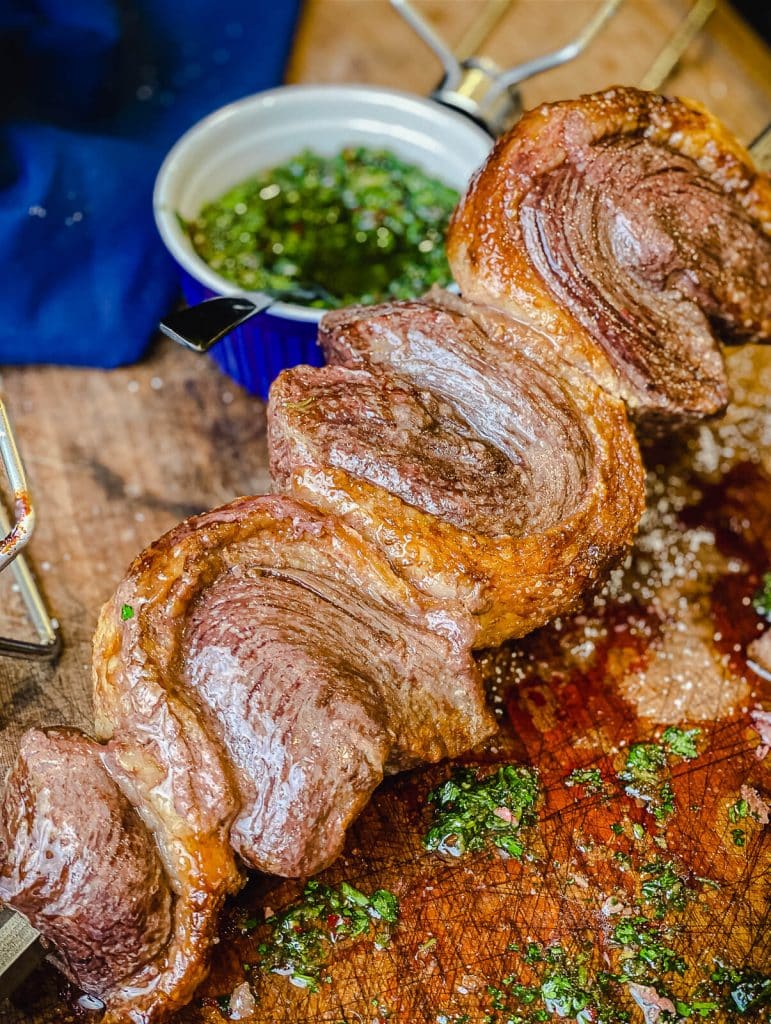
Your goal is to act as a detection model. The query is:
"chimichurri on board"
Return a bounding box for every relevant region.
[183,147,460,308]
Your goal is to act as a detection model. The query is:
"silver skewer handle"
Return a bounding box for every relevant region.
[0,397,61,659]
[0,399,35,574]
[638,0,717,91]
[391,0,623,135]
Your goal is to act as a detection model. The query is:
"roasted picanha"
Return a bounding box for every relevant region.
[1,88,769,1024]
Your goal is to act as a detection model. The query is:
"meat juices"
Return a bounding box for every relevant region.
[0,729,172,995]
[449,87,771,424]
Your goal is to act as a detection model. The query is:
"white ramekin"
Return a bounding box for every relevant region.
[153,84,492,397]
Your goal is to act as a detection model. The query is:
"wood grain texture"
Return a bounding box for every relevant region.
[1,1,770,1022]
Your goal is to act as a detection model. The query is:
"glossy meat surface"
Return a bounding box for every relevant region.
[0,729,172,995]
[94,492,492,936]
[271,293,645,647]
[449,87,771,422]
[184,558,492,877]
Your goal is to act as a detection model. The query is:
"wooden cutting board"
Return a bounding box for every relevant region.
[1,2,770,1022]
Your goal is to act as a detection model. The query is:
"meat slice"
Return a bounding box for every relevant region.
[270,294,645,647]
[448,87,771,424]
[0,728,172,996]
[95,495,492,882]
[1,498,490,1022]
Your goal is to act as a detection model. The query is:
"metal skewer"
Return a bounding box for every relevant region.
[639,0,717,91]
[391,0,623,134]
[479,0,623,109]
[453,0,514,62]
[0,398,61,660]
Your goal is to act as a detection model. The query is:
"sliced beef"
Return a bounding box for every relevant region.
[185,563,489,875]
[269,363,537,536]
[270,294,645,647]
[96,495,492,882]
[0,728,172,996]
[448,87,771,423]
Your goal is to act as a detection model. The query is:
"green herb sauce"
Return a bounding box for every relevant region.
[618,743,674,822]
[255,880,398,991]
[752,571,771,621]
[485,944,629,1024]
[710,964,771,1015]
[661,727,701,761]
[640,859,690,917]
[424,764,539,859]
[565,767,606,795]
[617,730,700,823]
[612,917,687,980]
[184,147,459,308]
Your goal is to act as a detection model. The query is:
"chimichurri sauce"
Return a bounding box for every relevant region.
[183,147,460,308]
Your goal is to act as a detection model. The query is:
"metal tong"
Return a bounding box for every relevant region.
[0,397,60,660]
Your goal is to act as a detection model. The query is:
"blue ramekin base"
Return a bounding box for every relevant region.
[179,272,324,401]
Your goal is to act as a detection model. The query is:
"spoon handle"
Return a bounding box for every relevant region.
[159,295,271,352]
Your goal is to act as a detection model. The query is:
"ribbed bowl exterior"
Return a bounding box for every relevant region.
[179,272,323,401]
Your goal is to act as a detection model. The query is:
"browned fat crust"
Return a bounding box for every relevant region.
[271,291,646,648]
[448,86,771,424]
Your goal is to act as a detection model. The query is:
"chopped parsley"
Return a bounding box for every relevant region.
[616,729,699,824]
[612,917,686,980]
[728,798,749,824]
[661,727,701,760]
[565,767,605,794]
[710,963,771,1014]
[484,945,629,1024]
[618,743,674,822]
[120,603,134,621]
[674,998,720,1018]
[730,828,747,848]
[424,764,539,859]
[752,572,771,621]
[256,880,398,991]
[640,859,689,917]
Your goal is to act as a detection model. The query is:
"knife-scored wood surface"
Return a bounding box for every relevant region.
[1,2,770,1022]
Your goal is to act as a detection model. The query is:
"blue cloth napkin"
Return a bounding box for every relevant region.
[0,0,301,367]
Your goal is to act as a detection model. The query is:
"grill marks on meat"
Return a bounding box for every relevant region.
[449,87,771,423]
[271,293,645,647]
[0,729,172,997]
